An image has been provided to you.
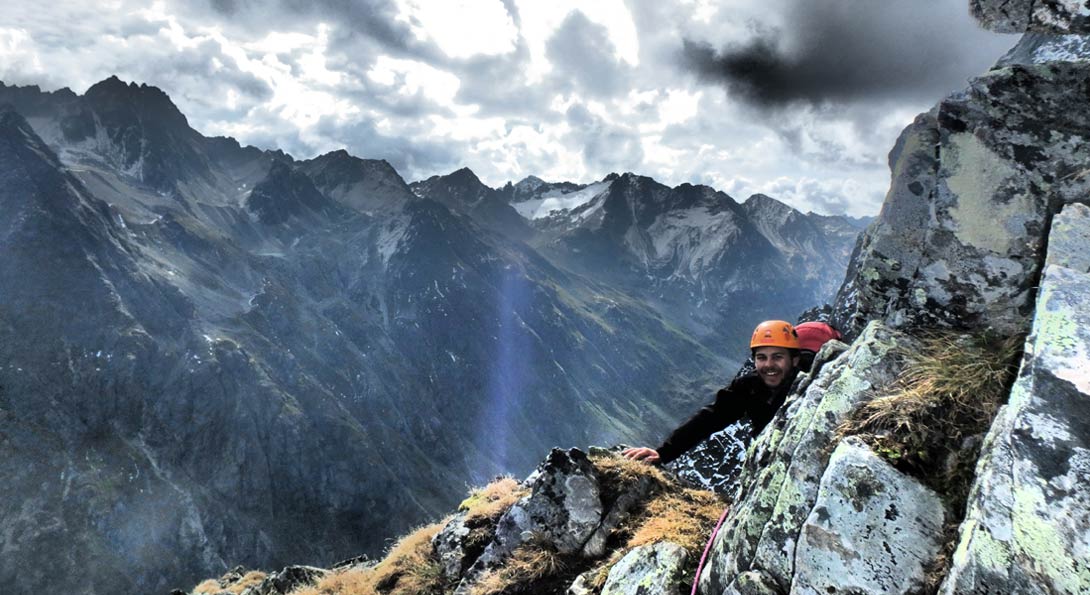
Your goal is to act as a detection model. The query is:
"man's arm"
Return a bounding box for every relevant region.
[623,379,751,465]
[654,385,747,464]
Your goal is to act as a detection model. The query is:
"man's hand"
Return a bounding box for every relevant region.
[621,447,660,464]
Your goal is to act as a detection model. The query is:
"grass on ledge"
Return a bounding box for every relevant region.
[193,570,267,594]
[588,487,724,590]
[289,521,447,595]
[835,329,1024,593]
[836,329,1023,501]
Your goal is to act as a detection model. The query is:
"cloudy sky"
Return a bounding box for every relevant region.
[4,0,1016,216]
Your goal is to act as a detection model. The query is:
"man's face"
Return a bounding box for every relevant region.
[753,346,799,388]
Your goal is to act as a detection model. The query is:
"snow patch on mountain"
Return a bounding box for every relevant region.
[512,181,611,220]
[646,207,741,277]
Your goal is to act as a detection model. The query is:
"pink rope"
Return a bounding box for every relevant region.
[691,505,731,595]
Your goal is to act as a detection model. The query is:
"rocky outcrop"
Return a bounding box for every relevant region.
[995,32,1090,66]
[940,202,1090,595]
[600,542,689,595]
[433,512,476,581]
[245,566,329,595]
[457,448,603,590]
[833,60,1090,338]
[453,448,665,594]
[792,438,946,595]
[972,0,1090,34]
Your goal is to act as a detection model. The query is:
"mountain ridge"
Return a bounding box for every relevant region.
[0,76,865,594]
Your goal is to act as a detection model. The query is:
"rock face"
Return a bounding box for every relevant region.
[972,0,1090,34]
[833,60,1090,338]
[940,202,1090,595]
[792,438,946,595]
[601,542,689,595]
[995,32,1090,66]
[454,448,661,593]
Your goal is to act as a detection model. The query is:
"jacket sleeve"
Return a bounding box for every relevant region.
[655,382,748,464]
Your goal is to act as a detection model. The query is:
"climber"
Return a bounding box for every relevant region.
[621,320,804,465]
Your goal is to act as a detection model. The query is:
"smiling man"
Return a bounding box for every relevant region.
[623,320,801,465]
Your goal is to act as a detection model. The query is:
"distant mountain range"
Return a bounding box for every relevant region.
[0,76,869,594]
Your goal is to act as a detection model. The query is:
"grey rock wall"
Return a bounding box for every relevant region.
[973,0,1090,34]
[940,202,1090,595]
[601,542,688,595]
[995,32,1090,66]
[791,438,946,595]
[833,61,1090,338]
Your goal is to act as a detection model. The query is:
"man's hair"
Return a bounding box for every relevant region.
[751,346,800,360]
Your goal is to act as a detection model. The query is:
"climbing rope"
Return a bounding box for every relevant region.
[691,505,730,595]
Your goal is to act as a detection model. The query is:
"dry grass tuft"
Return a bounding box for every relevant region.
[456,476,530,570]
[586,486,724,590]
[193,578,223,594]
[836,330,1022,502]
[459,477,528,523]
[192,570,268,594]
[469,540,571,595]
[590,453,671,514]
[626,489,724,553]
[287,522,447,595]
[591,454,669,489]
[227,571,268,593]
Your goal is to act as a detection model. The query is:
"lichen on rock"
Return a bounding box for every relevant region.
[833,62,1090,339]
[791,438,946,595]
[600,542,688,595]
[941,202,1090,595]
[972,0,1090,34]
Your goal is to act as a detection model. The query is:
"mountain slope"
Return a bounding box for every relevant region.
[0,80,742,594]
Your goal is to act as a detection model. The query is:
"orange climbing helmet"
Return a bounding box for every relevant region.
[750,320,800,350]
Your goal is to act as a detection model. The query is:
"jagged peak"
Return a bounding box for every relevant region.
[85,75,170,103]
[743,193,803,220]
[445,166,486,187]
[514,174,545,190]
[82,75,190,128]
[314,148,364,164]
[744,193,791,209]
[307,150,404,180]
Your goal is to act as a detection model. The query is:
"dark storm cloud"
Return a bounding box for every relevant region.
[546,11,629,98]
[680,0,1015,108]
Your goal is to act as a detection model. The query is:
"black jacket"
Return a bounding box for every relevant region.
[655,370,798,464]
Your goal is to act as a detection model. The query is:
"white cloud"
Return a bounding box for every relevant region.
[367,55,461,106]
[755,176,883,217]
[394,0,518,59]
[514,0,639,82]
[0,28,43,81]
[659,88,701,126]
[3,0,1018,216]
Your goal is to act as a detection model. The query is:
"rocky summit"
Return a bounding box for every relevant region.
[179,2,1090,594]
[0,68,862,594]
